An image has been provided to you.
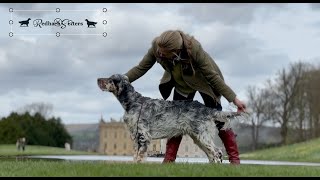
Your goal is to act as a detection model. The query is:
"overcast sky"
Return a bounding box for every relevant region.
[0,3,319,124]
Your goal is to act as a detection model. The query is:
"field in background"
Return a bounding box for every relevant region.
[0,144,99,157]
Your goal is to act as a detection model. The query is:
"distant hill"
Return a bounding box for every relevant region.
[232,122,281,152]
[64,123,99,152]
[65,123,99,134]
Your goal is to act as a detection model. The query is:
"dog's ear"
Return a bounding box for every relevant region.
[108,74,124,95]
[117,75,126,96]
[110,74,121,85]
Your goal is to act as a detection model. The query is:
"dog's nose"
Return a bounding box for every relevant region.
[97,78,104,86]
[98,78,105,82]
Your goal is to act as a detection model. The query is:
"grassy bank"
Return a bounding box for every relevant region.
[241,138,320,163]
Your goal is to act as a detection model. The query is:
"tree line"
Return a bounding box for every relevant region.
[246,61,320,150]
[0,103,72,148]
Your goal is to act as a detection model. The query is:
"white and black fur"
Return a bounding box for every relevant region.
[97,74,247,164]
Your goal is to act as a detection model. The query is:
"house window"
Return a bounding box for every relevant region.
[114,144,117,150]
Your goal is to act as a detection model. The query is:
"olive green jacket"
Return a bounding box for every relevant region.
[125,36,237,104]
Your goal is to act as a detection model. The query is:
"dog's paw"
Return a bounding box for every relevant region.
[218,149,223,163]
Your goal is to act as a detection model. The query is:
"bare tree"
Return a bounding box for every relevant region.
[245,61,319,146]
[290,63,312,142]
[280,62,320,142]
[17,102,53,119]
[269,62,306,145]
[304,66,320,138]
[246,85,273,150]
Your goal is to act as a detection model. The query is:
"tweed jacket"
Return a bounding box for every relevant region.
[125,36,237,104]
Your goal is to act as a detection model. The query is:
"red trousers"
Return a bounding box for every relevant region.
[162,129,240,165]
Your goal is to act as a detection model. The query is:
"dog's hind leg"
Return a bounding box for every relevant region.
[190,134,215,163]
[190,133,223,164]
[189,134,212,160]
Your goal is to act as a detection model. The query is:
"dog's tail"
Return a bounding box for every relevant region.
[214,111,250,130]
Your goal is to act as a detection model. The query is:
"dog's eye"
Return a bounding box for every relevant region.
[111,78,120,85]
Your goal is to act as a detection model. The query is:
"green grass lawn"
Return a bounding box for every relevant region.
[1,138,320,177]
[0,144,99,157]
[240,138,320,163]
[0,160,319,177]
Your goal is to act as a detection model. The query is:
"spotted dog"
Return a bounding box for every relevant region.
[97,74,247,164]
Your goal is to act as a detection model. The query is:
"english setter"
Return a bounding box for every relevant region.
[97,74,247,164]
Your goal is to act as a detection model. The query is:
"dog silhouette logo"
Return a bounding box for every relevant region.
[85,19,97,28]
[18,18,31,27]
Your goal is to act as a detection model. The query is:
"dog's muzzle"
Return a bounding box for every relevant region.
[97,78,111,91]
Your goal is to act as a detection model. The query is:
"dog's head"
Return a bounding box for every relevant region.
[97,74,130,95]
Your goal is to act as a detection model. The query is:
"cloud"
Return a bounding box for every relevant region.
[192,23,289,78]
[0,3,193,123]
[2,3,80,18]
[1,3,318,124]
[0,37,86,93]
[310,3,320,10]
[188,21,292,106]
[178,3,289,25]
[0,89,124,124]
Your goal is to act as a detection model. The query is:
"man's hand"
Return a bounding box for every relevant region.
[233,97,246,112]
[123,74,130,82]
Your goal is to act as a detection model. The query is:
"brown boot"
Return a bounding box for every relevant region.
[218,129,240,165]
[162,136,182,163]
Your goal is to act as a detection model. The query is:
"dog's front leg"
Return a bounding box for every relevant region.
[134,132,150,163]
[133,142,139,163]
